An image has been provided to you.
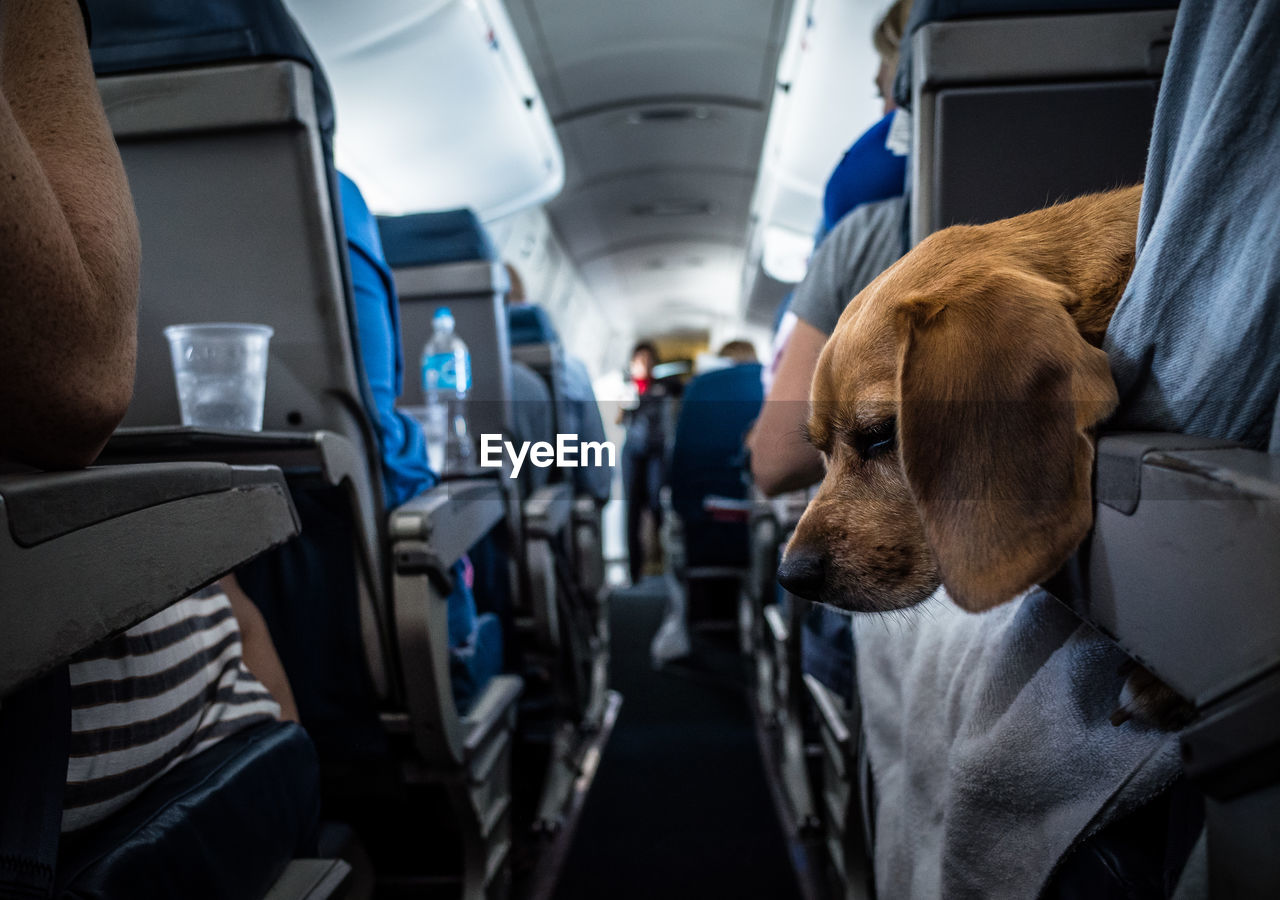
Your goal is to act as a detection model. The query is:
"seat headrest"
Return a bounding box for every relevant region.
[376,209,499,269]
[507,305,560,347]
[891,0,1181,110]
[86,0,334,143]
[680,363,764,409]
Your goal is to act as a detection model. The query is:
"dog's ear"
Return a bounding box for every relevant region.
[895,270,1118,611]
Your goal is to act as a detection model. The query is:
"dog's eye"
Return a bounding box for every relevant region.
[854,419,896,460]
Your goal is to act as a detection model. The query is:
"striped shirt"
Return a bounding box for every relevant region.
[62,588,281,833]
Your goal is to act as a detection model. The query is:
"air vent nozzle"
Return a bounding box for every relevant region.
[630,200,716,218]
[625,106,712,125]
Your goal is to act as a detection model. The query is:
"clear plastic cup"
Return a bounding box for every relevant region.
[164,323,274,431]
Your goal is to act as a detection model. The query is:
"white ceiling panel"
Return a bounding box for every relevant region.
[513,0,786,118]
[507,0,795,336]
[550,170,754,263]
[557,103,763,186]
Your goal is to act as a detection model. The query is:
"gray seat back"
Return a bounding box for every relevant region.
[102,61,371,447]
[909,9,1176,244]
[392,261,513,441]
[511,342,572,452]
[99,61,394,699]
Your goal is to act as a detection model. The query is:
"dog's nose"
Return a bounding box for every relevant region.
[777,551,826,601]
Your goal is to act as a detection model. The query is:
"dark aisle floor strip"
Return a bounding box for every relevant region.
[554,577,802,900]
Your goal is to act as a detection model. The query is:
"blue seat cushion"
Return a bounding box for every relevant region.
[376,209,498,268]
[86,0,334,145]
[507,305,560,346]
[669,364,764,569]
[56,720,320,900]
[450,613,504,716]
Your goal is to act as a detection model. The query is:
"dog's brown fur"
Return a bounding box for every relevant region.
[785,185,1142,613]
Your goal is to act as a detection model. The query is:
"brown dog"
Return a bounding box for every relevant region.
[779,185,1142,614]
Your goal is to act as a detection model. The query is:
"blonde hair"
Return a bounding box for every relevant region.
[873,0,914,66]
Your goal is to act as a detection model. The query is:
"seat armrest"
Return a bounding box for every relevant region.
[1046,433,1280,707]
[261,860,352,900]
[1048,434,1280,900]
[389,478,506,582]
[102,427,363,484]
[102,427,389,699]
[804,673,851,750]
[0,463,298,697]
[763,604,789,644]
[523,482,572,538]
[462,674,523,757]
[572,494,602,520]
[388,479,507,769]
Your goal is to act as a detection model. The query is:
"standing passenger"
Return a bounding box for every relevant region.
[621,342,668,583]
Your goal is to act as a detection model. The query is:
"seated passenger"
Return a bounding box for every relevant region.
[0,0,302,857]
[745,1,913,707]
[748,0,911,496]
[505,263,612,504]
[499,264,559,498]
[716,339,759,365]
[815,0,911,240]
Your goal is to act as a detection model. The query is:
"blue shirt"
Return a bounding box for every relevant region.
[562,356,612,503]
[338,173,476,649]
[821,111,908,237]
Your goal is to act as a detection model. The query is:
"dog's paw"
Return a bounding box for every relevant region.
[1111,661,1196,731]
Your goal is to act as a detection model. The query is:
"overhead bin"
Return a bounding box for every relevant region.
[285,0,563,219]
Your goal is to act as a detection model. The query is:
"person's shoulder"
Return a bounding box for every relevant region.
[511,359,551,401]
[828,195,907,247]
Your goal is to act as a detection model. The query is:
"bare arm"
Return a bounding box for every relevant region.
[0,0,140,468]
[220,574,300,724]
[747,318,828,496]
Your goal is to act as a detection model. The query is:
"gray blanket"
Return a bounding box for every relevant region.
[855,589,1180,899]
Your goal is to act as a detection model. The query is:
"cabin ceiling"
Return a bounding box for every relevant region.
[504,0,795,336]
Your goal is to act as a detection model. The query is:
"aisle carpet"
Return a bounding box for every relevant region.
[554,577,800,899]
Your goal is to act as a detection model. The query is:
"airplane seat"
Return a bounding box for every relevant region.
[379,211,615,832]
[751,493,825,838]
[667,363,763,568]
[507,303,558,347]
[336,171,504,720]
[507,304,611,601]
[86,1,523,894]
[654,363,763,664]
[378,208,512,440]
[0,461,332,899]
[898,1,1179,245]
[55,720,322,900]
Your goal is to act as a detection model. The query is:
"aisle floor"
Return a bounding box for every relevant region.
[554,578,801,900]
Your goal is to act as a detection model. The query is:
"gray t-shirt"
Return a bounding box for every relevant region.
[791,195,907,336]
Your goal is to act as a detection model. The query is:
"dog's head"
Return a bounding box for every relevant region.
[779,231,1118,612]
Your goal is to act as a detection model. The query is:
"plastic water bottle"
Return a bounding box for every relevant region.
[421,307,472,474]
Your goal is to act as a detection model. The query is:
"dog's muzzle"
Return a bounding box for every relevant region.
[777,550,826,601]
